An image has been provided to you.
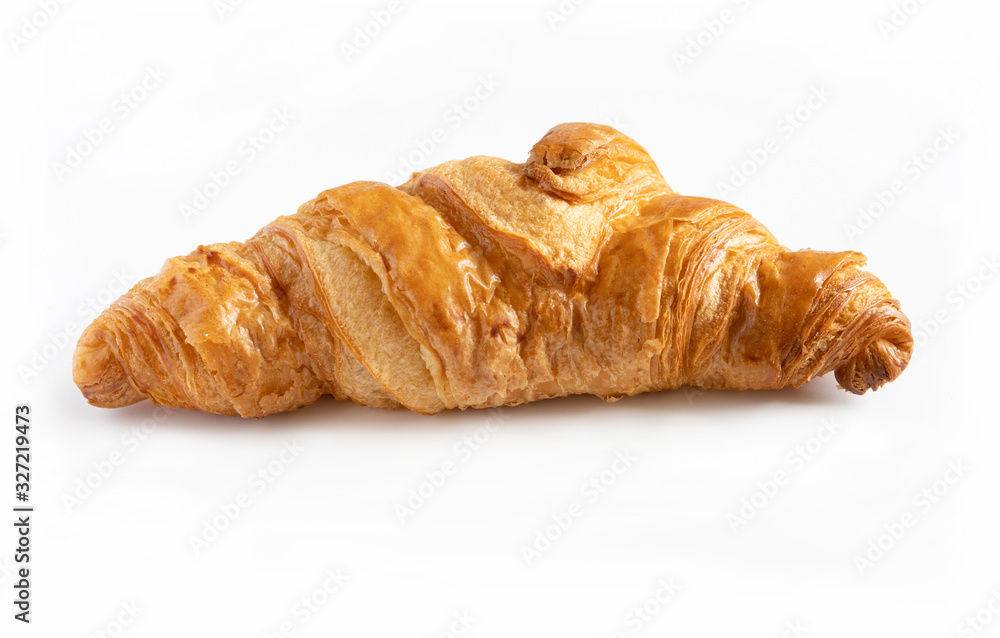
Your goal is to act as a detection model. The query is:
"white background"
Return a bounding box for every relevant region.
[2,0,999,635]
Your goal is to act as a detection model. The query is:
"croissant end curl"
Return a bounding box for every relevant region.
[73,123,912,417]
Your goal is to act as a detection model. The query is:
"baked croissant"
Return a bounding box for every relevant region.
[72,122,912,417]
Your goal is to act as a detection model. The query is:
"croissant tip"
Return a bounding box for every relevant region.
[73,325,147,409]
[834,329,913,395]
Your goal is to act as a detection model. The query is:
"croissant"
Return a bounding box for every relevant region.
[72,122,912,417]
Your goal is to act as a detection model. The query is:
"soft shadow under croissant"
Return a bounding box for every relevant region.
[72,122,912,417]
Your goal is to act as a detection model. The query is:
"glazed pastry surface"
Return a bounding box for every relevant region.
[73,123,912,417]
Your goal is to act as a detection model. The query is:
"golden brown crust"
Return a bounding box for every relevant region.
[72,122,912,417]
